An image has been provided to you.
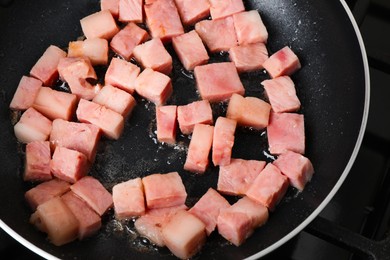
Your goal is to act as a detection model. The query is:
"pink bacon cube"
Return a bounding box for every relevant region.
[142,172,187,209]
[119,0,143,23]
[68,38,109,65]
[263,46,301,78]
[209,0,244,20]
[229,42,268,73]
[233,10,268,45]
[177,100,213,135]
[80,10,119,40]
[246,163,289,210]
[104,57,140,94]
[212,117,237,166]
[174,0,210,25]
[267,112,305,154]
[194,62,245,102]
[156,105,177,144]
[184,124,214,174]
[24,141,52,182]
[30,45,67,86]
[112,178,145,219]
[14,107,52,143]
[10,76,42,111]
[273,151,314,191]
[101,0,119,18]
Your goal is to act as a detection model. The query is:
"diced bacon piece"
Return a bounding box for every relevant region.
[212,117,237,166]
[246,163,289,210]
[217,196,268,246]
[33,87,78,121]
[14,107,52,143]
[50,146,89,183]
[134,205,187,247]
[156,105,177,144]
[262,76,301,113]
[93,85,136,118]
[70,176,113,216]
[134,68,173,106]
[263,46,301,78]
[104,57,140,94]
[101,0,119,18]
[172,30,209,71]
[273,151,314,191]
[25,178,71,211]
[80,10,119,40]
[162,210,207,259]
[194,62,244,102]
[209,0,244,20]
[112,178,145,219]
[184,124,214,173]
[188,188,230,235]
[119,0,143,23]
[50,119,101,163]
[30,45,67,86]
[144,0,184,43]
[61,191,101,239]
[24,141,52,182]
[177,100,213,135]
[195,17,238,52]
[174,0,210,25]
[110,23,149,61]
[30,197,79,246]
[217,159,266,196]
[76,99,124,140]
[226,93,271,129]
[68,38,109,65]
[229,42,268,72]
[267,112,305,154]
[10,76,42,110]
[142,172,187,209]
[233,10,268,45]
[133,38,172,75]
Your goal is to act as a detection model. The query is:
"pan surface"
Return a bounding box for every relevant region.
[0,0,369,259]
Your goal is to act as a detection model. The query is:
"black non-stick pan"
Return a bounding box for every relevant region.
[0,0,369,259]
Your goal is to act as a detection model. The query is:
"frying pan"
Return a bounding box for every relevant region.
[0,0,369,259]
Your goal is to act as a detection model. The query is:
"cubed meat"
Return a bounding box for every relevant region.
[112,178,145,219]
[104,57,141,94]
[174,0,210,25]
[33,87,78,121]
[14,107,52,143]
[226,93,271,129]
[24,141,52,182]
[50,119,101,163]
[233,10,268,45]
[156,105,177,144]
[246,163,289,210]
[209,0,244,20]
[262,76,301,113]
[134,68,173,106]
[262,46,301,78]
[212,117,237,166]
[50,146,89,183]
[142,172,187,209]
[273,151,314,191]
[177,100,213,135]
[68,38,109,65]
[110,22,149,61]
[144,0,184,43]
[80,10,119,40]
[61,191,102,240]
[30,197,79,246]
[267,112,305,154]
[172,30,209,71]
[101,0,119,18]
[25,178,71,211]
[119,0,143,23]
[10,76,42,111]
[195,16,238,52]
[76,99,124,140]
[184,124,214,173]
[217,159,266,196]
[30,45,67,86]
[133,38,172,75]
[93,85,137,118]
[229,42,268,72]
[188,188,230,235]
[70,176,113,216]
[161,210,207,259]
[194,62,244,102]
